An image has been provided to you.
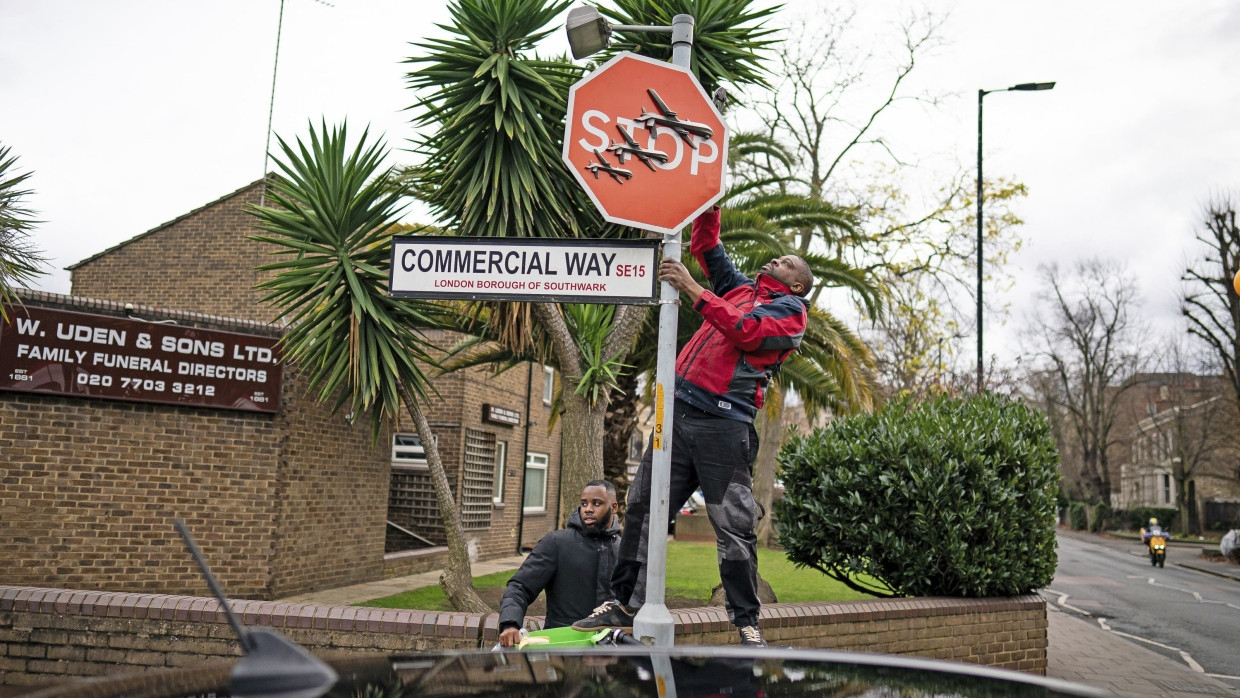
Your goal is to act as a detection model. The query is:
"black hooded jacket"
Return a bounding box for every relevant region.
[499,509,621,630]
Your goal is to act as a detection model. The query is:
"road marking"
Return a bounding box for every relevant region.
[1206,673,1240,681]
[1048,590,1210,675]
[1043,587,1092,616]
[1140,576,1240,611]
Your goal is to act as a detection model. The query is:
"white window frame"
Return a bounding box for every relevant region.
[523,452,549,512]
[392,432,435,470]
[543,365,555,405]
[628,430,645,462]
[493,440,508,503]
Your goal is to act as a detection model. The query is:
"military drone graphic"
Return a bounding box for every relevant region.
[633,88,715,149]
[585,149,633,184]
[606,124,670,171]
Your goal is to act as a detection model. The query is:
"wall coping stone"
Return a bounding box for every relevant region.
[0,585,1044,643]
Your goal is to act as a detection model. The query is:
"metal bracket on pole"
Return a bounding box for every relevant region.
[633,12,694,650]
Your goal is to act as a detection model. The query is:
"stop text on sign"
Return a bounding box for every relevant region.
[389,236,660,305]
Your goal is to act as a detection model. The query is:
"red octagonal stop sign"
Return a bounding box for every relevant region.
[563,52,728,235]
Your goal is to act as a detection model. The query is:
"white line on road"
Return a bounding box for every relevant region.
[1047,589,1209,674]
[1043,587,1092,616]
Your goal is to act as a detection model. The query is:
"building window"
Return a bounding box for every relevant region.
[543,365,555,405]
[1162,474,1171,504]
[628,430,645,462]
[493,441,508,503]
[523,452,549,512]
[392,433,432,469]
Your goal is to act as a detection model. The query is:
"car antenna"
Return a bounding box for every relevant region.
[174,518,338,698]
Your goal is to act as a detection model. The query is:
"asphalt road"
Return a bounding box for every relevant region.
[1044,532,1240,690]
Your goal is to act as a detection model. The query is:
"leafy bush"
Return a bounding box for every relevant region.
[1112,507,1178,532]
[1068,502,1088,530]
[774,394,1060,598]
[1089,502,1110,533]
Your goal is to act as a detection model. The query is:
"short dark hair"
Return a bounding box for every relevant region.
[584,479,616,496]
[792,257,814,297]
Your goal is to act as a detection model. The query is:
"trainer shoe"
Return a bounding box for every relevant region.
[571,600,635,632]
[737,625,767,647]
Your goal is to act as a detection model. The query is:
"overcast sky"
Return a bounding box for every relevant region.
[4,0,1239,369]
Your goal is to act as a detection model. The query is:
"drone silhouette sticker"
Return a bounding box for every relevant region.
[586,148,633,183]
[580,90,716,185]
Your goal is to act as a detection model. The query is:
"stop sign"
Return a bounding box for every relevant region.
[563,52,728,235]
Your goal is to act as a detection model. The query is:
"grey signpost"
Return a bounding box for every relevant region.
[565,8,699,648]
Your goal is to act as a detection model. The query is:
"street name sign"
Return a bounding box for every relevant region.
[389,236,660,304]
[562,51,728,234]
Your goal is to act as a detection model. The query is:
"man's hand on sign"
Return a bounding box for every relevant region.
[659,258,705,303]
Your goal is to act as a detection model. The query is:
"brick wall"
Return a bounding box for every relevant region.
[0,294,389,600]
[0,586,1047,691]
[65,179,566,566]
[68,181,275,324]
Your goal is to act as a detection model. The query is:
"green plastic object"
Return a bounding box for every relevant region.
[518,626,598,650]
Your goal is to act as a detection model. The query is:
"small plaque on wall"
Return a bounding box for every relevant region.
[483,403,520,426]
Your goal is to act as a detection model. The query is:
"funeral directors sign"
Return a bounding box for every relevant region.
[0,305,282,413]
[390,236,660,304]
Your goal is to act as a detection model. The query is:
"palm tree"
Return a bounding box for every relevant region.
[0,144,46,321]
[250,121,490,613]
[404,0,780,524]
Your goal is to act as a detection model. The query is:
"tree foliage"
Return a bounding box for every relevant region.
[250,121,491,613]
[404,0,788,523]
[1024,259,1146,501]
[775,393,1060,598]
[1182,195,1240,416]
[0,144,46,321]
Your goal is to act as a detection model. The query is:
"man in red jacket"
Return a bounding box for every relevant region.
[575,206,812,647]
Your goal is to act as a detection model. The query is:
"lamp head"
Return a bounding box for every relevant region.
[566,6,612,60]
[1010,82,1056,91]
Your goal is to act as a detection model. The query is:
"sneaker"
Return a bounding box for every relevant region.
[737,625,767,647]
[571,601,635,632]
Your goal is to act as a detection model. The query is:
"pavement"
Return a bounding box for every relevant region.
[281,541,1240,698]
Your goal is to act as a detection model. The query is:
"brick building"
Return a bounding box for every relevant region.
[0,179,563,599]
[1114,373,1240,531]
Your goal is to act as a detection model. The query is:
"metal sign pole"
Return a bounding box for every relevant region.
[633,12,694,649]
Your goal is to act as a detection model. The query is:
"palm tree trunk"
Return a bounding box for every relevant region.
[752,385,784,546]
[400,385,491,613]
[557,388,608,527]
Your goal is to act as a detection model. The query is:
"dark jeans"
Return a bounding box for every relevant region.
[612,400,761,627]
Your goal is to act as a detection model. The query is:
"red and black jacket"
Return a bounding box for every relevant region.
[674,207,807,423]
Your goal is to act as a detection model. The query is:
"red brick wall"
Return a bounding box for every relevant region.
[0,586,1048,691]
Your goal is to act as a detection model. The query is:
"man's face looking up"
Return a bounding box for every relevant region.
[760,255,810,296]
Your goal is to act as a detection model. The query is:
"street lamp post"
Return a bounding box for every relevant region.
[976,81,1054,392]
[566,5,695,649]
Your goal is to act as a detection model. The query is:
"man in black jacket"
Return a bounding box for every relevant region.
[498,480,621,647]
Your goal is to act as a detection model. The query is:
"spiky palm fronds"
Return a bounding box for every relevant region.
[250,121,446,433]
[404,0,597,240]
[601,0,781,97]
[0,144,46,320]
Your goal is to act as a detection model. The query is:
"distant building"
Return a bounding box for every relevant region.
[1113,373,1240,531]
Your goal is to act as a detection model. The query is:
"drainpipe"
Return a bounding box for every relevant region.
[515,361,534,553]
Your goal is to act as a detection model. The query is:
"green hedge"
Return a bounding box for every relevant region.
[1089,502,1110,533]
[1068,502,1087,530]
[774,394,1060,598]
[1112,507,1178,532]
